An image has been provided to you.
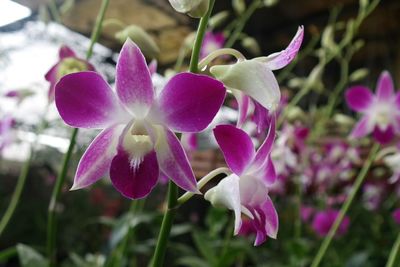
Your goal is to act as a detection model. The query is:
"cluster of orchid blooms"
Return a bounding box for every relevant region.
[2,0,400,255]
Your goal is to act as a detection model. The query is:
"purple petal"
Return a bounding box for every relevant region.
[395,92,400,109]
[156,72,226,132]
[154,127,199,193]
[71,125,124,190]
[260,157,277,185]
[55,71,128,129]
[252,117,276,169]
[253,101,269,134]
[148,60,158,76]
[214,125,255,175]
[59,45,76,59]
[350,115,373,139]
[250,196,279,246]
[110,150,159,199]
[115,39,154,116]
[345,86,373,112]
[376,71,395,101]
[262,26,304,70]
[232,90,250,128]
[373,125,395,144]
[45,63,59,102]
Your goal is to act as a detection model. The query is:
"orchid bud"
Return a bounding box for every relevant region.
[168,0,209,18]
[209,11,229,28]
[115,25,160,59]
[241,36,261,55]
[349,68,368,82]
[232,0,246,14]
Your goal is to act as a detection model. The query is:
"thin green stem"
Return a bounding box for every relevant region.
[46,1,109,264]
[149,182,178,267]
[48,0,61,23]
[0,154,31,237]
[189,0,216,73]
[386,231,400,267]
[310,143,380,267]
[150,2,215,266]
[225,0,262,48]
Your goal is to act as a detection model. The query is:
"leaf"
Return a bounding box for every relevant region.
[16,244,48,267]
[192,231,217,265]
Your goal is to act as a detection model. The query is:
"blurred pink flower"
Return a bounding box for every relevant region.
[311,209,350,237]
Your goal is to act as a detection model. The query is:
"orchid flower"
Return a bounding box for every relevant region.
[204,119,278,246]
[200,32,225,59]
[345,71,400,144]
[45,45,95,102]
[209,26,304,123]
[311,209,350,237]
[55,39,226,199]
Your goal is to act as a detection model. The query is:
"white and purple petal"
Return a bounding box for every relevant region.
[252,117,276,169]
[155,72,226,132]
[71,125,124,190]
[350,115,373,139]
[373,125,395,144]
[55,71,129,129]
[115,39,154,116]
[258,26,304,70]
[214,125,255,175]
[153,126,199,193]
[376,71,395,101]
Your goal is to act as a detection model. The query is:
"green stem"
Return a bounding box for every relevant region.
[46,1,109,264]
[310,143,380,267]
[149,182,178,267]
[189,0,216,73]
[48,0,61,23]
[386,231,400,267]
[0,154,31,237]
[294,176,302,239]
[150,2,215,266]
[225,0,262,48]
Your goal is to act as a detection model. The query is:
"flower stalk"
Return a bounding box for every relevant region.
[46,0,110,265]
[310,143,380,267]
[386,231,400,267]
[150,1,215,266]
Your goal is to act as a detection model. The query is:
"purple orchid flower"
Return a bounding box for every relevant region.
[311,209,350,237]
[55,39,226,199]
[204,119,278,246]
[211,26,304,128]
[45,45,95,102]
[200,31,225,59]
[345,71,400,144]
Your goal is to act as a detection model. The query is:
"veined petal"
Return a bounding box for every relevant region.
[204,174,242,234]
[350,115,373,139]
[214,125,255,175]
[257,26,304,70]
[110,149,159,199]
[252,117,276,169]
[377,71,395,101]
[373,125,395,144]
[71,125,124,190]
[116,39,154,116]
[55,71,129,128]
[345,86,373,112]
[59,45,76,59]
[211,60,280,111]
[155,72,226,132]
[153,126,199,193]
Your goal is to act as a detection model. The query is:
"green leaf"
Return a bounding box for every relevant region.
[176,256,209,267]
[16,244,48,267]
[192,231,217,265]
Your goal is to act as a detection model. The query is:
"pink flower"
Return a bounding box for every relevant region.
[45,45,95,102]
[311,209,350,237]
[200,32,225,59]
[345,71,400,144]
[55,39,226,199]
[205,119,277,246]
